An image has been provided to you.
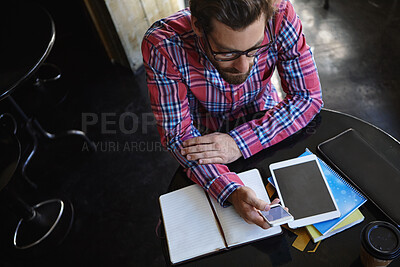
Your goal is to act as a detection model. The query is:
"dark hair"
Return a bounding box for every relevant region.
[190,0,276,33]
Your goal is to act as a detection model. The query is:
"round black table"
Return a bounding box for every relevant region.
[0,1,55,100]
[0,1,84,251]
[162,109,400,267]
[0,0,94,188]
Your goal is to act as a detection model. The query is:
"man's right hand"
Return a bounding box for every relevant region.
[227,186,281,229]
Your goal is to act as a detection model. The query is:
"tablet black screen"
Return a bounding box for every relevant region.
[273,160,336,220]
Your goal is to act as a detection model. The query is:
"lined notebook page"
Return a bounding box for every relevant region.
[159,184,226,264]
[210,169,282,247]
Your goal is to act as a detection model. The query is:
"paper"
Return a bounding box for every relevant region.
[160,169,282,264]
[160,185,225,264]
[210,169,282,247]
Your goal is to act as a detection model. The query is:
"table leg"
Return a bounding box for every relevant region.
[6,96,96,187]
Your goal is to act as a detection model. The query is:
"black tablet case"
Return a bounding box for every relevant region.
[317,128,400,227]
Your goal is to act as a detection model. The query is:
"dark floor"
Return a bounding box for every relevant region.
[0,0,399,266]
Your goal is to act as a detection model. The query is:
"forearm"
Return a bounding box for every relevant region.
[229,91,322,158]
[165,130,244,206]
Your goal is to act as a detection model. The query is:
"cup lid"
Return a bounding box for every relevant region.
[361,221,400,260]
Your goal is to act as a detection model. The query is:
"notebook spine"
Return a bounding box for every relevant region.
[204,190,229,249]
[319,158,366,200]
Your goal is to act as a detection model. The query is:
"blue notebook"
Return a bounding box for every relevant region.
[268,149,367,235]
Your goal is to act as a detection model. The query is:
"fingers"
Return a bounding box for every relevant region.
[264,198,281,212]
[181,137,225,164]
[181,143,217,155]
[181,133,241,165]
[246,194,269,211]
[198,157,224,165]
[181,147,224,164]
[242,210,270,229]
[182,150,219,160]
[230,187,285,229]
[250,211,271,229]
[230,187,276,229]
[182,135,215,147]
[181,138,222,164]
[271,198,280,203]
[270,198,281,205]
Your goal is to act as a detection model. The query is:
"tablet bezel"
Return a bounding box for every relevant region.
[270,154,340,229]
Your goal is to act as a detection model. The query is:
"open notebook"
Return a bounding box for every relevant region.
[159,169,282,265]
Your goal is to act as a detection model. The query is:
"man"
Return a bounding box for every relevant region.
[142,0,322,229]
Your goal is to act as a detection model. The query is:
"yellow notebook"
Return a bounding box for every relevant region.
[306,209,364,243]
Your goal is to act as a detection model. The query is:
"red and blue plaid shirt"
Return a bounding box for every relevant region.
[142,0,323,206]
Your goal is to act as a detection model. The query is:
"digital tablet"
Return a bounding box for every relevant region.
[270,154,340,228]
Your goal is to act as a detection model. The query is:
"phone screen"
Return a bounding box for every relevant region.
[260,206,291,222]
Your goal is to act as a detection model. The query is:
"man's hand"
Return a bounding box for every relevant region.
[228,186,281,229]
[181,132,242,165]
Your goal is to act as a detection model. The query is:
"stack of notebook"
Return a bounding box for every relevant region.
[269,149,367,242]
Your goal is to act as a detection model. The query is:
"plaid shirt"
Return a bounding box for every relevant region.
[142,0,323,206]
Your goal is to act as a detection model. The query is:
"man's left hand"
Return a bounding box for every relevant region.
[181,132,242,164]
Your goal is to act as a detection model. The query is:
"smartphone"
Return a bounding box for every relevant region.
[258,204,294,227]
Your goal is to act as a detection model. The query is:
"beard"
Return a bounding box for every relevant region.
[206,51,253,85]
[215,64,253,85]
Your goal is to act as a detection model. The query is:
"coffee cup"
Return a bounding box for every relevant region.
[360,221,400,267]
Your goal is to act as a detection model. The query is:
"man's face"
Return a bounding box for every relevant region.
[204,15,266,85]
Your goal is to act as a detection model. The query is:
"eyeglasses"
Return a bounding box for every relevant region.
[203,23,274,62]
